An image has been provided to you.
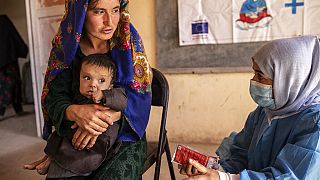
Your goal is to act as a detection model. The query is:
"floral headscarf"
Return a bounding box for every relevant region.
[41,0,152,141]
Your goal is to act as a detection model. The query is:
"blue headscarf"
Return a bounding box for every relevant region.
[42,0,152,141]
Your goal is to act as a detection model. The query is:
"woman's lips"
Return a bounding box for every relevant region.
[102,28,112,34]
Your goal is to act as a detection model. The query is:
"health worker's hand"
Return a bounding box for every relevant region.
[180,159,220,180]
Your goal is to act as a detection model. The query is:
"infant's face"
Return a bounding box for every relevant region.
[79,62,113,99]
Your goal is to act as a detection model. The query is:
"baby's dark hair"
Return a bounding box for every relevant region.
[81,54,117,83]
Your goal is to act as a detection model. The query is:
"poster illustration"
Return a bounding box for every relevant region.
[178,0,320,45]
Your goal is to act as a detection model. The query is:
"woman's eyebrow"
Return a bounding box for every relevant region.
[92,7,106,11]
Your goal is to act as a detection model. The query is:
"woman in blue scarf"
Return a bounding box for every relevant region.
[25,0,152,179]
[181,36,320,180]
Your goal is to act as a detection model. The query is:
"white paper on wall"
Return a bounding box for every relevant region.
[178,0,320,45]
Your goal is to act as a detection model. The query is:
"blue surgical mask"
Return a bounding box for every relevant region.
[250,80,275,109]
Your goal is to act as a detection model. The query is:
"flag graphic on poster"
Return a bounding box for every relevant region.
[178,0,320,45]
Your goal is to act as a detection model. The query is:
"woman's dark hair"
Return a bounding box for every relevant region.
[88,0,100,10]
[88,0,121,10]
[81,54,117,84]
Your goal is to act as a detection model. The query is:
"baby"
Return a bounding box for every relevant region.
[25,54,126,177]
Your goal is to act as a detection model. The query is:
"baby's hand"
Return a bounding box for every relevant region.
[92,90,104,103]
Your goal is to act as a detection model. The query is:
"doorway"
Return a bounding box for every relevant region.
[0,1,35,126]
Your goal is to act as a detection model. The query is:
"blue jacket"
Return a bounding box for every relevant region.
[220,104,320,179]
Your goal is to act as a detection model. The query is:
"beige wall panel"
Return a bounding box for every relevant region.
[38,16,62,75]
[38,0,65,8]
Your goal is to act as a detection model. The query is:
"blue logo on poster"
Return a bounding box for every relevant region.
[192,21,208,35]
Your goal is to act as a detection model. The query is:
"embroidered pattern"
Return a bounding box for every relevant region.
[130,52,152,93]
[54,29,63,49]
[75,32,81,42]
[110,11,130,51]
[41,52,69,121]
[131,32,145,53]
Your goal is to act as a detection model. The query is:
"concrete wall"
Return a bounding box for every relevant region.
[129,0,257,144]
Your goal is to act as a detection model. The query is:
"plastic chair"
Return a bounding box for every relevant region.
[142,68,176,180]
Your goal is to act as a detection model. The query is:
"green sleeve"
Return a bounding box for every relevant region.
[45,69,74,136]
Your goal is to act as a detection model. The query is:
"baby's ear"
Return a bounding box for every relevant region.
[109,84,113,90]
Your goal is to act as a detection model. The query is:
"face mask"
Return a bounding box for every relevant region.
[249,80,275,109]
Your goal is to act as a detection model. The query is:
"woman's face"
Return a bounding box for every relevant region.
[84,0,120,41]
[251,60,273,85]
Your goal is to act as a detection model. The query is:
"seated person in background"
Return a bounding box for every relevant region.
[25,54,127,177]
[180,36,320,180]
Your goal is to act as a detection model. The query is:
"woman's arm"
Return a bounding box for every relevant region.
[219,107,261,173]
[45,69,74,135]
[237,109,320,179]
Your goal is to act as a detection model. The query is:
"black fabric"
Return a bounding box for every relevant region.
[0,61,23,114]
[0,15,27,115]
[45,121,120,175]
[102,88,127,111]
[0,106,5,116]
[0,15,28,68]
[45,134,147,180]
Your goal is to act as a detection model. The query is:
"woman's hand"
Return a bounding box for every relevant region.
[68,105,121,150]
[180,159,220,180]
[103,108,122,123]
[65,104,116,135]
[71,124,98,150]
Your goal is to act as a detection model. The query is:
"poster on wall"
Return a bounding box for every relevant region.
[178,0,320,45]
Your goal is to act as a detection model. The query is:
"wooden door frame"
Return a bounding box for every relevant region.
[25,0,64,137]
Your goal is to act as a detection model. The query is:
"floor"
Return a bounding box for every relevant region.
[0,105,218,180]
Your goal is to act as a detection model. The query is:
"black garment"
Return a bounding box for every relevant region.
[0,61,24,115]
[0,15,28,115]
[0,15,28,68]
